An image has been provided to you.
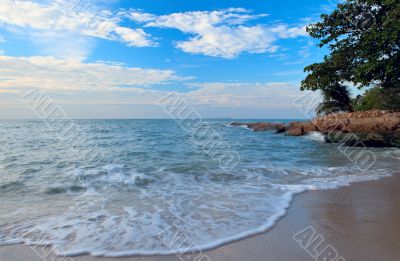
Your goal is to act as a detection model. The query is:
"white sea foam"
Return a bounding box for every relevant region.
[223,122,253,130]
[0,120,397,257]
[238,125,253,131]
[0,165,394,257]
[305,131,326,143]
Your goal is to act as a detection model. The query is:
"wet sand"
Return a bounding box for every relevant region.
[1,174,399,261]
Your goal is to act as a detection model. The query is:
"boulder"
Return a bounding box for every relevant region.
[286,127,304,136]
[230,122,246,127]
[228,110,400,147]
[325,130,400,147]
[230,122,287,132]
[313,110,400,133]
[286,121,317,136]
[275,125,287,134]
[247,123,279,132]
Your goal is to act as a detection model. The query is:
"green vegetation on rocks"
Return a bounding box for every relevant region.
[301,0,400,114]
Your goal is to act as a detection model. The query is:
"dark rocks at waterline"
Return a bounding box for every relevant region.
[285,121,318,136]
[325,131,400,148]
[248,123,287,132]
[230,122,246,127]
[229,121,316,135]
[229,122,286,132]
[229,110,400,148]
[275,125,286,134]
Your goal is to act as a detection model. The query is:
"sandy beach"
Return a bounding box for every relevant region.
[1,173,399,261]
[2,0,399,260]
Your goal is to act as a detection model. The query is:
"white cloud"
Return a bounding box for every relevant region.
[129,11,156,23]
[130,9,308,58]
[0,35,5,43]
[0,3,309,59]
[183,82,306,109]
[0,49,4,55]
[0,0,154,48]
[176,25,278,59]
[0,55,186,92]
[269,24,308,38]
[0,54,312,110]
[114,27,153,47]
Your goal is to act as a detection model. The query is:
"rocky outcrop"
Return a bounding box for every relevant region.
[325,131,400,147]
[286,121,319,136]
[230,110,400,147]
[312,110,400,133]
[314,110,400,147]
[230,122,286,132]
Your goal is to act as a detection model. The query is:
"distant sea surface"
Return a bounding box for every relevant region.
[0,119,398,256]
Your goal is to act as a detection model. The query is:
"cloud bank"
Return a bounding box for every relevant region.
[0,1,309,59]
[0,0,154,48]
[0,55,185,92]
[129,8,308,58]
[0,54,307,111]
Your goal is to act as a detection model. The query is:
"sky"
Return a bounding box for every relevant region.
[0,0,337,119]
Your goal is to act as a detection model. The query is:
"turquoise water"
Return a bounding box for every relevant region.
[0,120,398,256]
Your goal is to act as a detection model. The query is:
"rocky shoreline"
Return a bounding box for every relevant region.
[231,110,400,147]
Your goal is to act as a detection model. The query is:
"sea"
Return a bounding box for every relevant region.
[0,119,398,256]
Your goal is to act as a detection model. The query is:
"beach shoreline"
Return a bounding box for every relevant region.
[1,173,399,261]
[230,110,400,148]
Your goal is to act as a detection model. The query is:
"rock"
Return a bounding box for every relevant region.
[247,123,278,132]
[230,122,286,132]
[228,110,400,147]
[230,122,245,127]
[313,110,400,133]
[275,125,286,133]
[286,121,317,136]
[316,110,400,147]
[286,127,304,136]
[325,131,400,147]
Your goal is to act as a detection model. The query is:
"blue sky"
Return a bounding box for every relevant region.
[0,0,337,119]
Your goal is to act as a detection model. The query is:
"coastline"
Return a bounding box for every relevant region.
[1,173,399,261]
[231,110,400,148]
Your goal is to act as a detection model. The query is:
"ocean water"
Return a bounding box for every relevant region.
[0,119,399,256]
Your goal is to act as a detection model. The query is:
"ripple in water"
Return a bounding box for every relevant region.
[0,120,397,256]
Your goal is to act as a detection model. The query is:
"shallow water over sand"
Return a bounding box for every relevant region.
[0,120,398,256]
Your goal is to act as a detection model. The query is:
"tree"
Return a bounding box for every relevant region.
[353,85,400,110]
[301,0,400,110]
[316,84,353,115]
[352,86,386,111]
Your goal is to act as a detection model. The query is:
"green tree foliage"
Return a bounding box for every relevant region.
[301,0,400,111]
[353,85,400,110]
[352,86,386,111]
[317,84,353,115]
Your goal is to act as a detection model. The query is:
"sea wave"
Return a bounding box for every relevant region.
[0,165,394,256]
[0,120,397,257]
[304,131,326,143]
